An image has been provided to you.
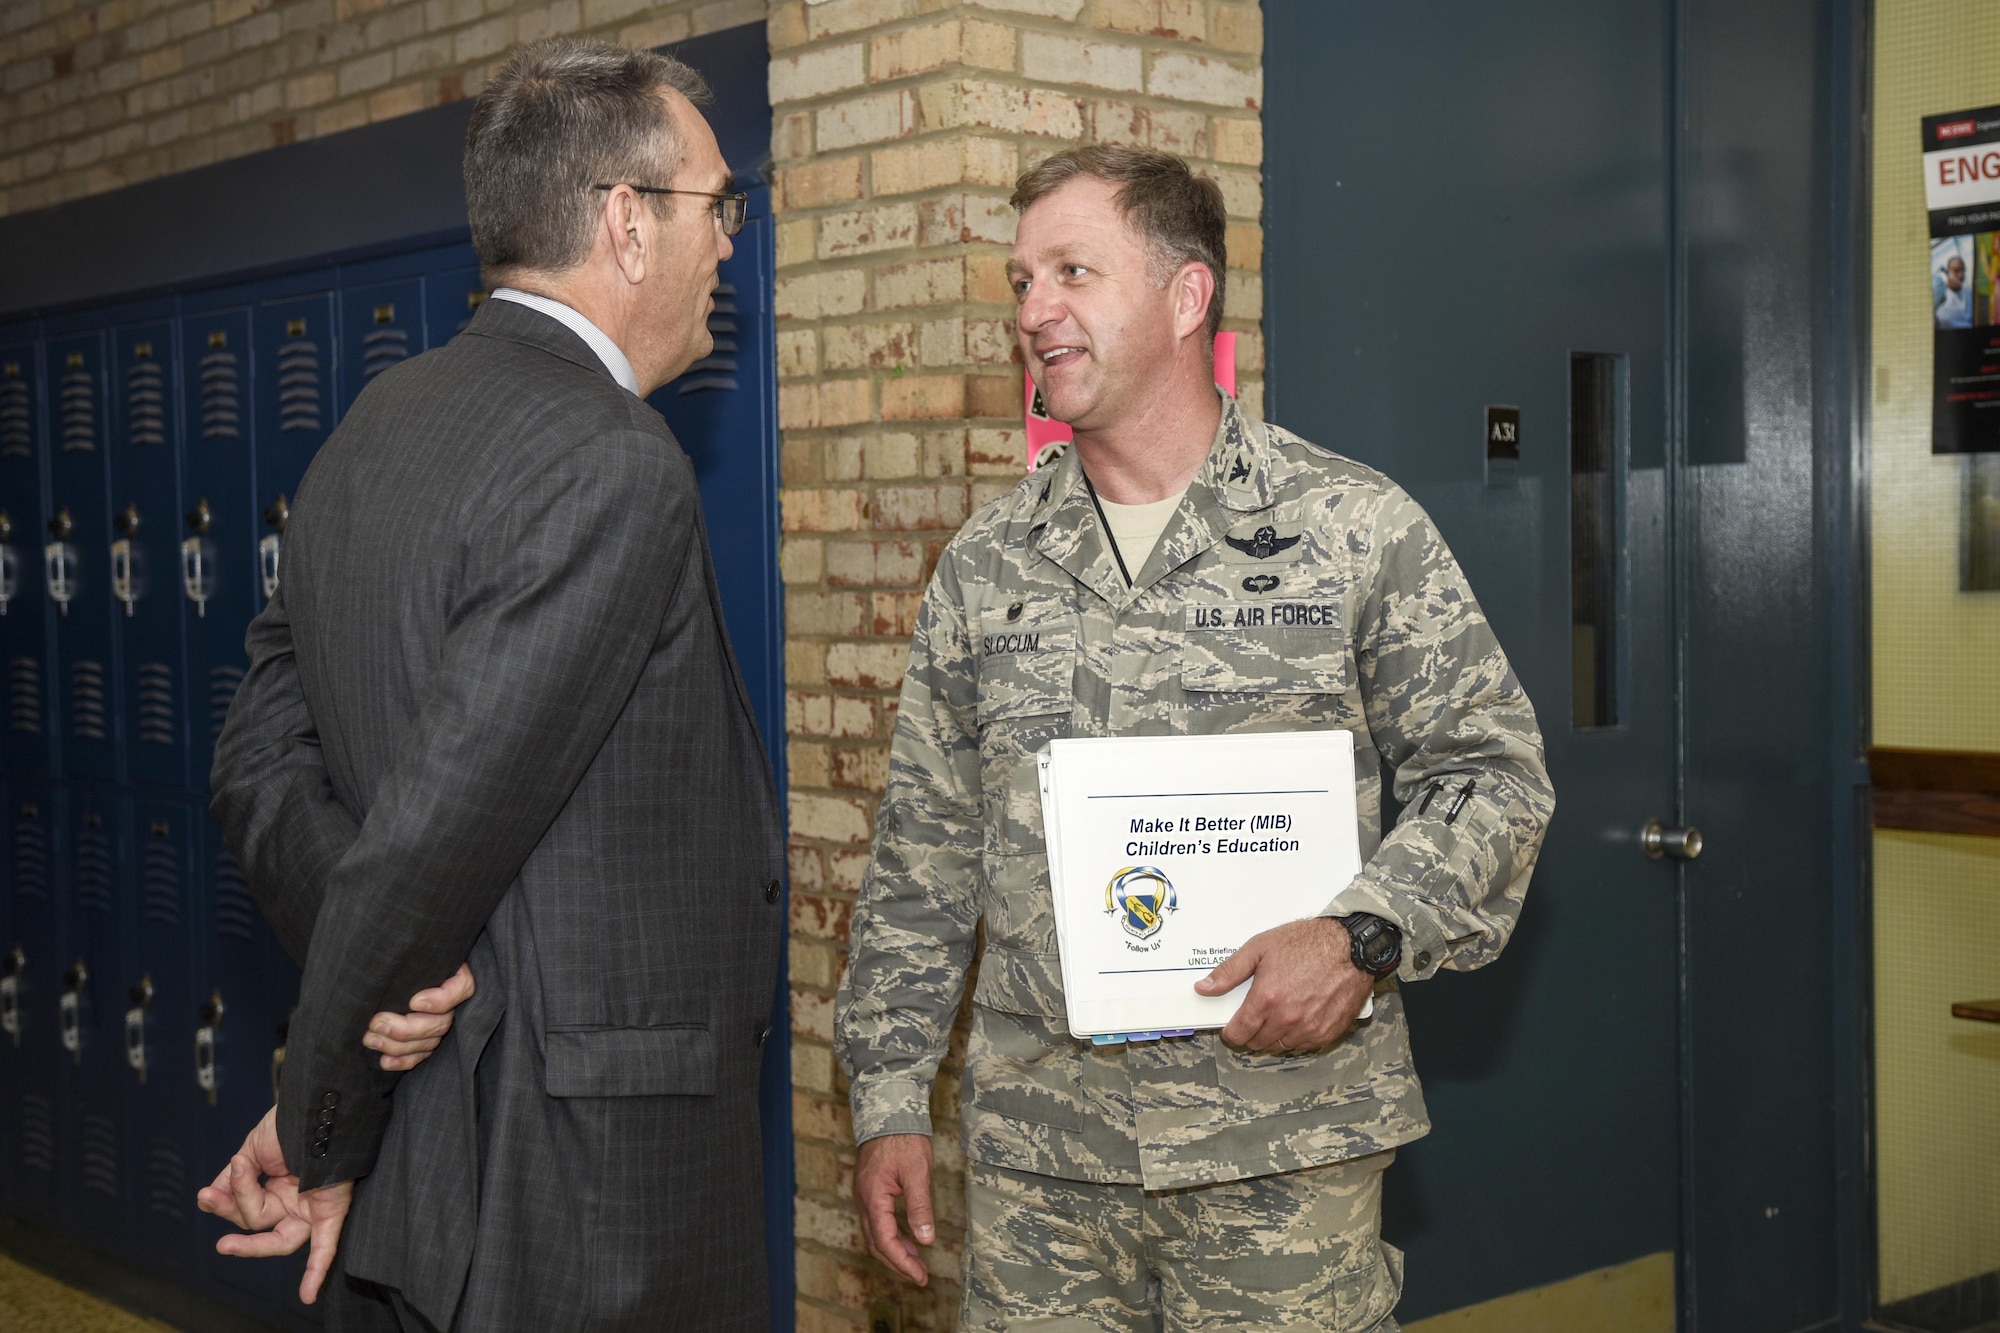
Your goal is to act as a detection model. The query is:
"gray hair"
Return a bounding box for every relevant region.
[464,37,711,281]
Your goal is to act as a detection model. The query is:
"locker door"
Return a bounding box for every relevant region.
[423,257,487,351]
[0,336,54,781]
[2,785,61,1224]
[254,291,335,554]
[45,329,122,782]
[177,307,256,795]
[337,277,422,415]
[647,193,783,764]
[125,796,200,1276]
[195,821,310,1323]
[111,321,189,792]
[58,784,130,1254]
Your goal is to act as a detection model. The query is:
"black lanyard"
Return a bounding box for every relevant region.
[1080,469,1133,588]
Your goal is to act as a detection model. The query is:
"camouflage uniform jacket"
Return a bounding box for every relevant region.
[835,393,1554,1191]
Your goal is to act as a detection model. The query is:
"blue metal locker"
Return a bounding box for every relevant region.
[421,250,486,350]
[110,317,190,793]
[4,785,62,1225]
[59,783,131,1253]
[44,328,122,783]
[176,304,256,802]
[336,273,423,416]
[124,795,201,1277]
[253,288,336,526]
[0,332,54,781]
[193,811,314,1327]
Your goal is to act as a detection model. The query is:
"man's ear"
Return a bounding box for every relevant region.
[1174,261,1217,342]
[601,185,650,285]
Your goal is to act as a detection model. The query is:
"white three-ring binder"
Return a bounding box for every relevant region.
[1036,729,1368,1041]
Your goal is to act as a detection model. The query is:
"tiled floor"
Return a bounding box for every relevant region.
[0,1252,175,1332]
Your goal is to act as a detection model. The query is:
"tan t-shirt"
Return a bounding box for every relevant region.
[1096,488,1189,575]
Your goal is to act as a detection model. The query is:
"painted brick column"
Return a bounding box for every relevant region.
[769,2,1264,1327]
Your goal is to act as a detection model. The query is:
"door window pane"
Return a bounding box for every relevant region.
[1570,352,1626,729]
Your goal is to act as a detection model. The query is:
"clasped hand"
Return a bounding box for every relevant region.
[195,963,474,1304]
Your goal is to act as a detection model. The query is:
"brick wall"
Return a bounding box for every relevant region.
[0,0,765,217]
[772,2,1263,1328]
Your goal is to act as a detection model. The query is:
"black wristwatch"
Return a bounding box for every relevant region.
[1340,912,1403,979]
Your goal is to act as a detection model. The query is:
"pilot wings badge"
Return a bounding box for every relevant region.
[1224,524,1302,560]
[1105,866,1177,940]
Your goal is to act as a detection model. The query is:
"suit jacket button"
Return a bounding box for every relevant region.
[321,1092,339,1109]
[754,1023,771,1049]
[312,1144,329,1158]
[763,879,781,904]
[318,1108,336,1125]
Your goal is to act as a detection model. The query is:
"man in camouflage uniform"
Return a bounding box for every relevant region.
[835,146,1554,1331]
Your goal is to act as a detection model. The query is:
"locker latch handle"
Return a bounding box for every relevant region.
[1,946,23,1047]
[196,989,224,1105]
[181,498,213,619]
[110,504,140,615]
[0,510,14,617]
[44,509,74,617]
[125,973,153,1083]
[259,494,289,602]
[60,959,87,1064]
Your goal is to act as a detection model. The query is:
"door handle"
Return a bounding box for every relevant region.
[1641,820,1704,861]
[1,945,23,1045]
[181,498,213,618]
[196,989,223,1105]
[60,959,87,1062]
[125,974,153,1082]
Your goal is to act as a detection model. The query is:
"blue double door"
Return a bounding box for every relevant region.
[0,204,781,1329]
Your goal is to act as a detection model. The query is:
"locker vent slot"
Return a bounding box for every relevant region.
[0,370,30,458]
[214,850,257,941]
[136,661,176,745]
[276,338,323,433]
[9,655,42,733]
[60,357,97,452]
[209,663,244,737]
[148,1139,188,1219]
[20,1094,54,1173]
[81,1113,119,1198]
[69,659,107,741]
[200,349,242,439]
[126,354,166,446]
[362,326,410,379]
[675,286,740,395]
[75,817,114,914]
[12,809,47,899]
[141,833,182,926]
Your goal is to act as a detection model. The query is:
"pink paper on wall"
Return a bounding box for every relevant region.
[1025,332,1237,471]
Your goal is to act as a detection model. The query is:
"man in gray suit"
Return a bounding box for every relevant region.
[193,38,784,1332]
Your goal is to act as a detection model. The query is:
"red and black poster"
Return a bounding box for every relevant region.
[1923,104,2000,454]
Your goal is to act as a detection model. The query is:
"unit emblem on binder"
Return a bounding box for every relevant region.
[1105,865,1176,941]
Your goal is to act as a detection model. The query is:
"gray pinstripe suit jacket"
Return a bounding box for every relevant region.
[211,297,785,1331]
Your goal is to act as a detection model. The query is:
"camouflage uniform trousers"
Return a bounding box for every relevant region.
[960,1150,1402,1332]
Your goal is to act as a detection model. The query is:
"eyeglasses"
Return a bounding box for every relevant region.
[593,184,748,236]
